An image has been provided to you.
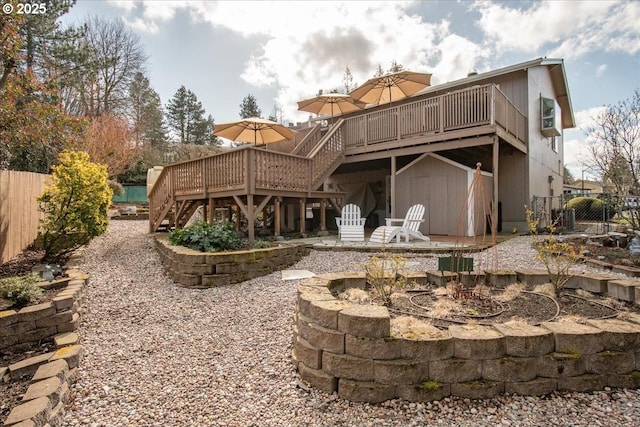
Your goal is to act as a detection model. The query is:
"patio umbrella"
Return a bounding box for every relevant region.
[213,117,296,145]
[296,93,365,123]
[349,70,432,106]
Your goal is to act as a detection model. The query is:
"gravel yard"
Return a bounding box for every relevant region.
[60,220,640,427]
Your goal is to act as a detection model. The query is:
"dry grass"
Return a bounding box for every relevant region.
[430,297,463,318]
[495,283,525,302]
[390,315,446,339]
[338,288,371,304]
[557,315,589,323]
[533,283,556,297]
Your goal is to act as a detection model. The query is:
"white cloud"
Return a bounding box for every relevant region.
[596,64,607,77]
[563,106,608,178]
[474,1,640,59]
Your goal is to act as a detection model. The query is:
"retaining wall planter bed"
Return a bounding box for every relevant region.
[293,272,640,403]
[1,271,87,351]
[154,235,310,288]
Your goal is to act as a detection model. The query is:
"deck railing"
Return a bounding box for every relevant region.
[149,84,527,230]
[343,84,526,148]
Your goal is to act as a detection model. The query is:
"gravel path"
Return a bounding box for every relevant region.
[61,221,640,427]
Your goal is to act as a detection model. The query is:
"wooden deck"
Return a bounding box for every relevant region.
[148,84,526,241]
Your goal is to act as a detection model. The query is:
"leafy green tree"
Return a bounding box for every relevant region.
[0,2,23,90]
[165,85,216,145]
[36,150,113,261]
[239,94,261,118]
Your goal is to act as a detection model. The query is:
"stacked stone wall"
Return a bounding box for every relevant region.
[154,235,310,288]
[293,272,640,403]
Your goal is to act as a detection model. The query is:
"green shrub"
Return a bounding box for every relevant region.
[253,240,271,249]
[36,151,113,262]
[566,196,614,221]
[169,221,242,252]
[0,273,43,308]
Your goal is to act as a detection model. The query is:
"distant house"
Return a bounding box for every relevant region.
[564,180,603,195]
[149,57,576,241]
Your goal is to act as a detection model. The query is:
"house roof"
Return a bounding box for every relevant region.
[417,57,576,130]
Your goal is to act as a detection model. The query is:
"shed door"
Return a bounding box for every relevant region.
[411,175,448,235]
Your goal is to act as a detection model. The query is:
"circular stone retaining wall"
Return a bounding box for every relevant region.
[292,272,640,403]
[154,235,310,288]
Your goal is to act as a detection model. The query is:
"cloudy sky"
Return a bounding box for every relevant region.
[64,0,640,179]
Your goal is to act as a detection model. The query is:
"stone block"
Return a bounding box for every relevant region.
[201,274,230,287]
[449,324,505,359]
[587,351,635,375]
[575,275,610,294]
[345,335,401,360]
[307,300,353,329]
[451,380,504,399]
[3,397,51,427]
[54,332,79,348]
[484,270,517,288]
[56,312,80,333]
[293,336,322,370]
[9,352,55,380]
[587,318,640,351]
[49,344,82,368]
[52,296,74,311]
[297,314,345,354]
[177,273,201,287]
[322,352,373,381]
[35,311,73,328]
[32,359,69,382]
[19,326,57,344]
[516,270,550,286]
[337,378,396,403]
[22,376,62,407]
[338,305,390,338]
[458,271,485,288]
[0,320,35,338]
[374,358,428,385]
[558,374,606,392]
[608,279,640,302]
[396,382,451,402]
[607,372,640,389]
[541,321,604,355]
[612,265,640,277]
[505,377,557,396]
[426,270,456,286]
[399,271,428,286]
[482,356,540,382]
[493,322,555,357]
[399,333,454,361]
[0,309,18,327]
[297,362,337,394]
[429,358,482,383]
[537,353,586,378]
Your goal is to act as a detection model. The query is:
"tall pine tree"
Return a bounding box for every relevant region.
[239,94,262,118]
[165,85,217,145]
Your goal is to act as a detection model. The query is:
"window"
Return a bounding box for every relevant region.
[541,96,561,137]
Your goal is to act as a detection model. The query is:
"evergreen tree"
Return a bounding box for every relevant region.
[129,72,167,148]
[165,86,216,145]
[388,60,404,73]
[239,94,261,118]
[374,64,385,77]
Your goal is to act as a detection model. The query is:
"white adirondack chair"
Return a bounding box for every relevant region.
[335,204,366,241]
[369,204,430,243]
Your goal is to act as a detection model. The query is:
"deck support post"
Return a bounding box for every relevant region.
[320,199,326,231]
[207,198,215,222]
[390,156,397,219]
[274,197,281,236]
[299,199,306,234]
[247,194,255,243]
[492,136,499,241]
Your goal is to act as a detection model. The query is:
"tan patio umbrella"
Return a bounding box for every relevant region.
[297,93,365,123]
[349,70,432,106]
[213,117,296,145]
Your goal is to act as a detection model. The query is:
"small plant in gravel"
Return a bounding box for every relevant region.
[0,273,43,308]
[526,206,582,295]
[169,221,242,252]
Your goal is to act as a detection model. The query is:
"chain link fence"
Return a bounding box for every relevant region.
[530,193,633,235]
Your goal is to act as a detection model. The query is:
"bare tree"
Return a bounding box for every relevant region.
[73,16,147,116]
[586,89,640,228]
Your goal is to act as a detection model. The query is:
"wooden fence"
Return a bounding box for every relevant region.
[0,171,48,264]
